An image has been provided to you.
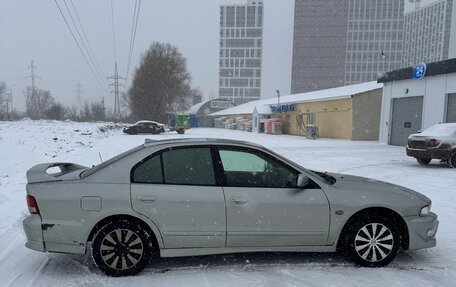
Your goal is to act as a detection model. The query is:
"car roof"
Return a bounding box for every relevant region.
[133,120,164,125]
[144,138,265,149]
[436,123,456,127]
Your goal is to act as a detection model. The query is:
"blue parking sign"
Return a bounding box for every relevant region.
[413,62,427,79]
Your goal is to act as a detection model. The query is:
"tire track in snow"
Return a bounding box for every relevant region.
[0,228,49,287]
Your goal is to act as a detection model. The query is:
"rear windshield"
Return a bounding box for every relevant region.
[421,125,456,137]
[80,144,144,178]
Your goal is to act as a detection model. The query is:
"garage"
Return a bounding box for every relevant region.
[390,96,423,146]
[379,58,456,145]
[447,93,456,123]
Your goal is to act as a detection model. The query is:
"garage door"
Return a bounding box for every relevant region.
[390,96,423,146]
[447,94,456,123]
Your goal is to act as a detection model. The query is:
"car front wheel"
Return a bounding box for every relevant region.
[416,158,431,165]
[92,221,153,276]
[345,215,400,267]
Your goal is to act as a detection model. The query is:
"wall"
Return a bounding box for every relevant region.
[379,72,456,143]
[287,98,353,139]
[449,0,456,58]
[351,89,382,140]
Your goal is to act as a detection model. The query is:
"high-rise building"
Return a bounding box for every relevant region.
[402,0,455,67]
[345,0,404,85]
[219,0,264,105]
[291,0,405,93]
[291,0,350,94]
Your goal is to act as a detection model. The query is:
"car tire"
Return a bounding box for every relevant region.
[345,215,400,267]
[92,221,153,277]
[416,158,431,165]
[449,152,456,168]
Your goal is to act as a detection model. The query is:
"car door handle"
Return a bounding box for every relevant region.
[230,196,248,205]
[136,195,157,202]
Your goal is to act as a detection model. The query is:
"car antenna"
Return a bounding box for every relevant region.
[99,152,103,163]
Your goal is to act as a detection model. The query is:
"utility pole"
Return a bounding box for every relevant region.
[108,62,124,118]
[6,83,18,120]
[101,97,106,118]
[75,81,83,111]
[26,60,40,93]
[276,89,280,112]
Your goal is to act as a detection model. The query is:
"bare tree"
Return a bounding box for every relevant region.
[24,87,54,119]
[45,103,65,120]
[0,82,6,120]
[65,105,79,121]
[82,101,91,121]
[127,42,197,122]
[90,98,106,121]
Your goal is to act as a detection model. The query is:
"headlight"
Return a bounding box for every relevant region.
[420,205,431,216]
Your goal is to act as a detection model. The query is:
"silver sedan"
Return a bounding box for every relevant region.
[23,138,438,276]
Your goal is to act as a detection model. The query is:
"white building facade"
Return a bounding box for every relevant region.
[219,0,264,105]
[378,58,456,146]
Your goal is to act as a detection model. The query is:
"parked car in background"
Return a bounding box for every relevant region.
[123,121,166,135]
[23,138,438,276]
[406,123,456,167]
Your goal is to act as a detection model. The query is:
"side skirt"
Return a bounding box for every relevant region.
[160,245,337,258]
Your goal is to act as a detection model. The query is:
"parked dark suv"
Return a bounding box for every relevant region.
[123,121,166,135]
[406,123,456,167]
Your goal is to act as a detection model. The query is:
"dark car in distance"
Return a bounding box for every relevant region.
[123,121,166,135]
[406,123,456,167]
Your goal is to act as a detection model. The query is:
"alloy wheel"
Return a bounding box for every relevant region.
[354,223,394,262]
[100,229,144,270]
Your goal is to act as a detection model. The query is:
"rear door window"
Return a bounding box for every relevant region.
[132,147,216,186]
[162,147,216,186]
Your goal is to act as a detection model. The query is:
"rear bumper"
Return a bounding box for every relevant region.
[406,147,451,160]
[404,212,439,250]
[23,214,45,252]
[23,215,87,254]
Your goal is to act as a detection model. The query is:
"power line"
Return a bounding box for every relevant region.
[69,0,106,77]
[53,0,107,92]
[126,0,141,81]
[62,0,105,82]
[109,0,117,62]
[126,0,138,81]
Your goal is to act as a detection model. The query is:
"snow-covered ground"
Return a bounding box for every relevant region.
[0,120,455,287]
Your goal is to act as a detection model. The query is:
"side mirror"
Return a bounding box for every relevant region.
[297,174,309,188]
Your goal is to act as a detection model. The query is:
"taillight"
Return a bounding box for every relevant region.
[428,139,440,147]
[26,195,40,215]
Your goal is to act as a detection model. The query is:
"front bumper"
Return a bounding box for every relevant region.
[23,214,45,252]
[404,212,439,250]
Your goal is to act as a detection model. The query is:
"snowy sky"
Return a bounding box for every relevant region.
[0,0,438,112]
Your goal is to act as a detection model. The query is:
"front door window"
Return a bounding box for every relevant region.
[218,149,298,188]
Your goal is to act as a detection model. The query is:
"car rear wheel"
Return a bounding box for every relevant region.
[416,158,431,165]
[345,215,400,267]
[449,152,456,168]
[92,221,153,276]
